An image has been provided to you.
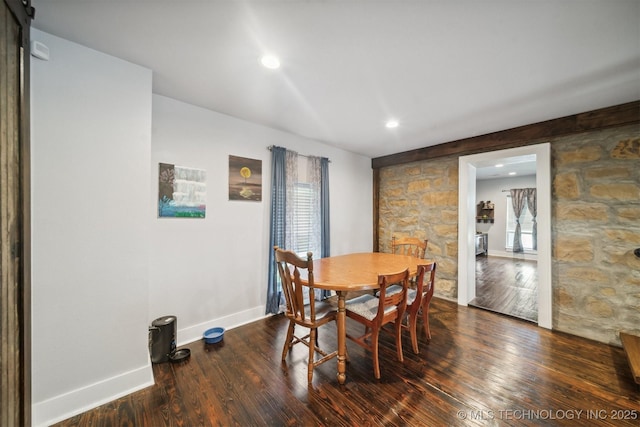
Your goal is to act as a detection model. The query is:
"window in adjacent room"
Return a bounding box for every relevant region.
[505,195,535,251]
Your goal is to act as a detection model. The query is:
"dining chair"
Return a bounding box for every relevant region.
[273,246,338,383]
[345,268,409,379]
[386,263,437,353]
[391,236,428,258]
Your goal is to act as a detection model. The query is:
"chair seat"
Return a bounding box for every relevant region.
[312,300,338,324]
[386,285,417,305]
[346,294,397,320]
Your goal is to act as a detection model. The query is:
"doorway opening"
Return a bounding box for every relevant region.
[470,158,538,322]
[457,144,552,329]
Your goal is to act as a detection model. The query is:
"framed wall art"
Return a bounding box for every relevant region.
[158,162,206,218]
[229,155,262,201]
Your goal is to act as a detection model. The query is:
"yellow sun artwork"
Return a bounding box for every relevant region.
[229,155,262,201]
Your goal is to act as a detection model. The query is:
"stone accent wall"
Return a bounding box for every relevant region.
[552,126,639,344]
[378,124,639,345]
[379,158,460,298]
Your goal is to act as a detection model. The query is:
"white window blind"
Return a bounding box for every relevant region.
[293,182,315,256]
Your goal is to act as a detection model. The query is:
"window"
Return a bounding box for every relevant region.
[293,182,316,256]
[505,196,535,251]
[267,147,329,314]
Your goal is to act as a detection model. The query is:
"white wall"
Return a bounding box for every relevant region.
[150,95,373,343]
[476,175,537,257]
[30,30,154,426]
[30,30,373,426]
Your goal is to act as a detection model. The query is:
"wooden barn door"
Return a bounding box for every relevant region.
[1,0,33,425]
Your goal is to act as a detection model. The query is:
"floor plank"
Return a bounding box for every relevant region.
[53,298,639,426]
[472,255,538,322]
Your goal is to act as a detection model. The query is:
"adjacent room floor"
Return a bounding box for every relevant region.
[471,255,538,322]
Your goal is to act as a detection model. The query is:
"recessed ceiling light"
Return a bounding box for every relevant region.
[495,163,504,168]
[508,171,517,175]
[260,54,280,69]
[385,119,399,129]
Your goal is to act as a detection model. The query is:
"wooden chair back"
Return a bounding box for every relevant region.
[391,236,428,258]
[404,262,436,353]
[273,246,338,382]
[274,247,317,326]
[345,268,410,379]
[413,262,436,313]
[376,269,410,326]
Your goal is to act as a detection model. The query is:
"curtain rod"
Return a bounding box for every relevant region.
[502,188,536,192]
[267,145,331,162]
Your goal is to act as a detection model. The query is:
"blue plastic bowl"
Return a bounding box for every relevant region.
[203,327,225,344]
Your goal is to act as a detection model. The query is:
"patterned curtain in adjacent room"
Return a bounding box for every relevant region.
[526,188,538,250]
[509,188,527,253]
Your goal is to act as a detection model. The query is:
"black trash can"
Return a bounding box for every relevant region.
[149,315,176,363]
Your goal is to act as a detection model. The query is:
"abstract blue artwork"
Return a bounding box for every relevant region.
[158,162,206,218]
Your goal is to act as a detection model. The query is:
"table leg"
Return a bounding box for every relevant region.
[336,291,347,384]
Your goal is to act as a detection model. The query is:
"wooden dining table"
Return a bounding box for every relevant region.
[299,252,423,384]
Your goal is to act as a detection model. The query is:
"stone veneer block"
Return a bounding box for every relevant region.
[407,180,431,192]
[389,199,410,207]
[617,207,640,222]
[441,210,458,222]
[584,167,631,179]
[382,188,405,198]
[405,166,422,175]
[436,278,456,295]
[433,224,457,236]
[555,236,593,261]
[564,267,609,282]
[604,229,640,243]
[600,287,617,296]
[608,251,640,270]
[611,137,640,159]
[590,183,639,200]
[553,173,580,199]
[445,241,458,257]
[557,287,574,306]
[435,258,457,276]
[586,297,614,317]
[381,168,396,179]
[556,202,609,221]
[421,191,457,206]
[556,146,602,165]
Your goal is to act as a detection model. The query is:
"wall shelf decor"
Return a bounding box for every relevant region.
[476,200,494,223]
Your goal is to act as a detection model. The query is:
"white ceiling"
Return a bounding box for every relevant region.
[30,1,640,159]
[475,155,536,180]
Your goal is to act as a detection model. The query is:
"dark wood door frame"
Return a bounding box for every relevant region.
[1,0,33,425]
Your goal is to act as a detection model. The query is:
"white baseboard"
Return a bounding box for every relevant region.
[32,305,269,426]
[487,250,538,261]
[434,294,457,303]
[178,305,268,346]
[33,364,154,427]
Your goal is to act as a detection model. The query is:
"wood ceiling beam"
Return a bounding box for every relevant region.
[371,100,640,169]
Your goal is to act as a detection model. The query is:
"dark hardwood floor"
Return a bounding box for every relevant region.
[471,255,538,322]
[53,298,639,426]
